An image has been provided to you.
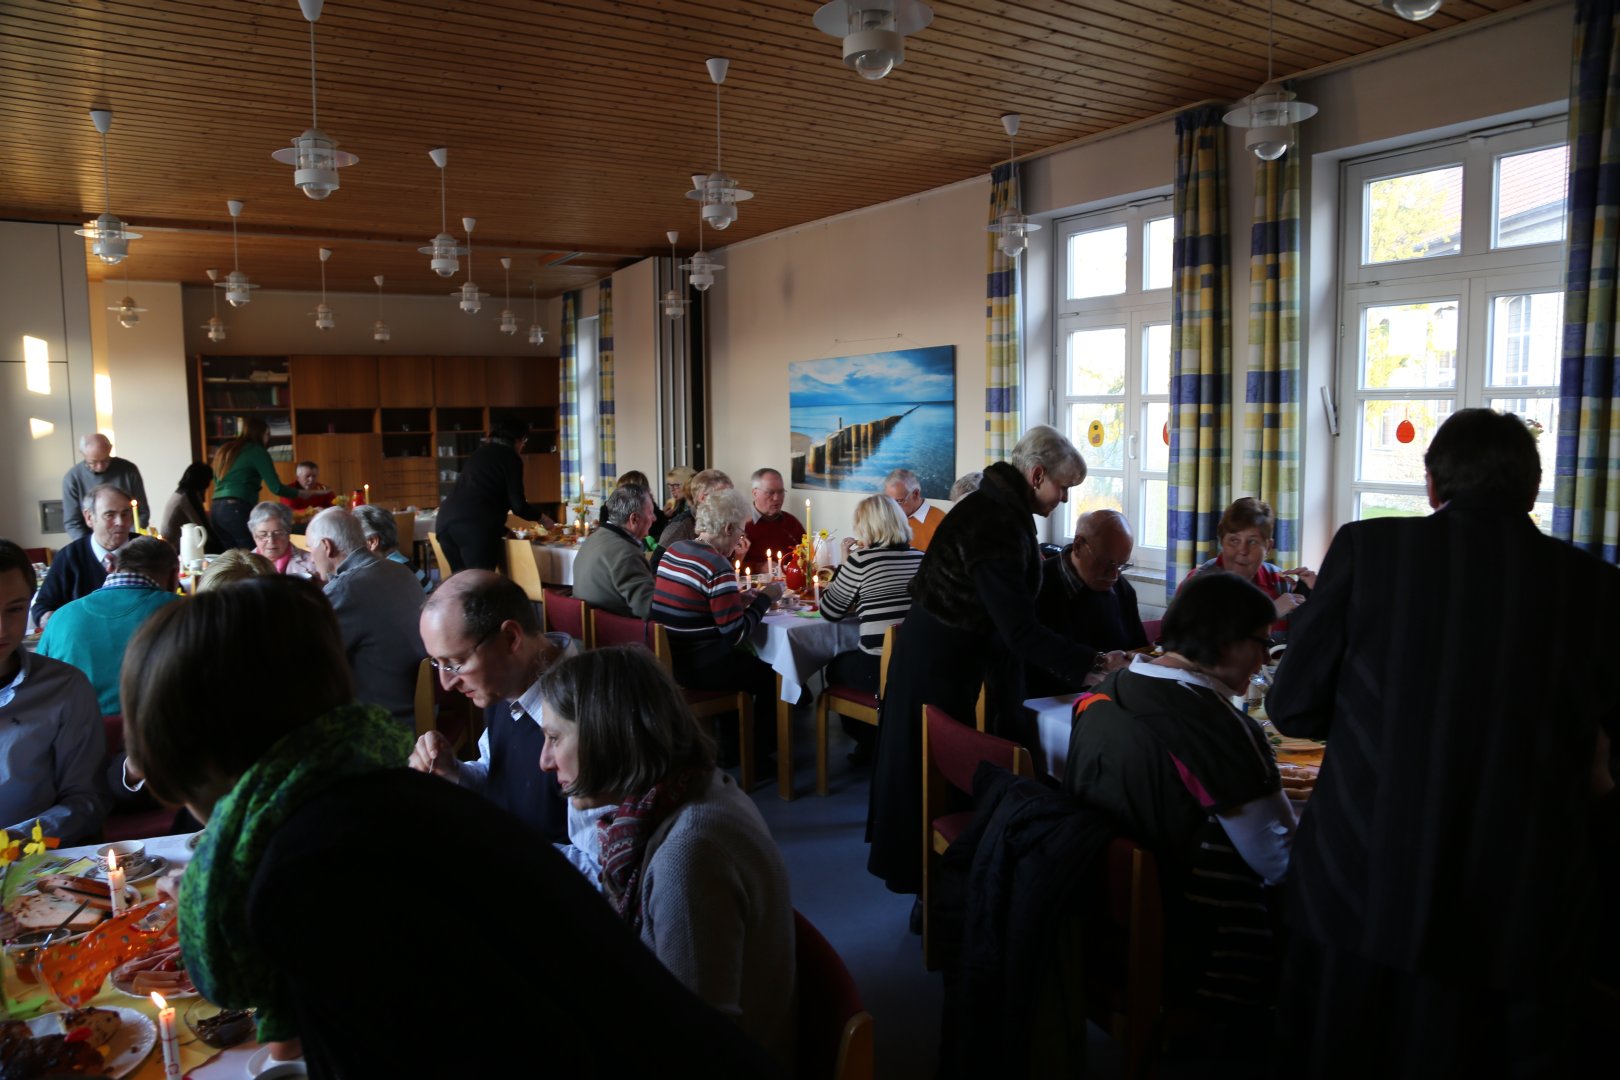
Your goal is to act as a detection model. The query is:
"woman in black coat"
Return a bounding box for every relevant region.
[866,425,1095,895]
[434,419,555,572]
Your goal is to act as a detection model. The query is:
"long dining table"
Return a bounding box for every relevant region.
[750,606,859,801]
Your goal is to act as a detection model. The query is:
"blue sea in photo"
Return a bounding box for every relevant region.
[790,402,956,500]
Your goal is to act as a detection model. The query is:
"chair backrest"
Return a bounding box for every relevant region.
[392,512,416,551]
[103,715,124,758]
[23,546,51,568]
[877,624,899,698]
[543,586,591,645]
[289,533,310,551]
[414,658,436,739]
[504,539,547,602]
[646,620,677,678]
[925,704,1033,796]
[426,531,450,580]
[590,608,655,651]
[794,910,874,1080]
[1141,618,1163,645]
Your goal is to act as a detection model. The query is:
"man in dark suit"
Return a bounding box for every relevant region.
[1267,408,1620,1073]
[1028,508,1148,695]
[33,483,132,630]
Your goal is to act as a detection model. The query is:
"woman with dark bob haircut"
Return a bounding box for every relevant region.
[1063,572,1300,1018]
[121,576,773,1077]
[538,647,797,1067]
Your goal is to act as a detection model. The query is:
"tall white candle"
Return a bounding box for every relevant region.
[805,498,812,540]
[106,851,127,916]
[130,499,141,533]
[151,992,181,1078]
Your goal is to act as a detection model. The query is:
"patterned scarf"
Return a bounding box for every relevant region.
[178,705,411,1043]
[597,767,708,929]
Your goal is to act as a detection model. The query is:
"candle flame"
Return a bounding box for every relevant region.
[151,990,167,1009]
[107,849,118,871]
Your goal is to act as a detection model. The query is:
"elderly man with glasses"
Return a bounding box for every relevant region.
[407,570,580,841]
[1028,508,1149,696]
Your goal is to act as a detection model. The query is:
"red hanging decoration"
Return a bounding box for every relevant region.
[1162,420,1170,446]
[1396,419,1416,444]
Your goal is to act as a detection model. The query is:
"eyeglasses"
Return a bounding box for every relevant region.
[428,626,498,675]
[1079,538,1135,575]
[252,529,290,542]
[1221,534,1266,551]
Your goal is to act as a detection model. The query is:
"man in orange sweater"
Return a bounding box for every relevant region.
[884,468,946,551]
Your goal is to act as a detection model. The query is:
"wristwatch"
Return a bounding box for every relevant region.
[1091,652,1109,672]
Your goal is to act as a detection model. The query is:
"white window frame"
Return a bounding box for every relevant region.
[1337,121,1566,528]
[1052,196,1174,570]
[577,314,600,491]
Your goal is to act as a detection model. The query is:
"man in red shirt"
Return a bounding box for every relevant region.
[741,468,803,573]
[280,460,336,512]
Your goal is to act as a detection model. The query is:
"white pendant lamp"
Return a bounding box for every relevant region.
[217,200,260,307]
[684,59,753,232]
[452,217,488,314]
[527,281,546,346]
[312,247,335,330]
[373,275,390,341]
[986,113,1041,260]
[812,0,933,81]
[75,109,142,265]
[108,263,146,330]
[418,148,467,277]
[202,269,227,342]
[497,257,519,334]
[1381,0,1442,20]
[270,0,357,199]
[680,211,723,293]
[1223,0,1317,161]
[663,231,687,320]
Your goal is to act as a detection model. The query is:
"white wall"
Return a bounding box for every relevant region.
[610,258,660,482]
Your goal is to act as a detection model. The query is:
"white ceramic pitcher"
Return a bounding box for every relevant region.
[180,522,208,565]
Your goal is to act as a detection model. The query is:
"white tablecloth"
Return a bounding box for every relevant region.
[530,542,580,586]
[1027,693,1082,780]
[751,611,859,704]
[412,510,436,543]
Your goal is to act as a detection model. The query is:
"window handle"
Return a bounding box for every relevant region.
[1127,432,1138,461]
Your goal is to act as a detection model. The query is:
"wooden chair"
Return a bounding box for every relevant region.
[413,657,437,739]
[794,910,875,1080]
[426,531,451,584]
[1141,618,1163,645]
[413,657,477,756]
[22,546,52,567]
[391,511,417,562]
[648,621,757,793]
[99,716,182,843]
[504,538,546,603]
[813,625,898,796]
[590,608,656,651]
[542,586,592,646]
[289,533,310,551]
[921,704,1033,970]
[1089,837,1167,1080]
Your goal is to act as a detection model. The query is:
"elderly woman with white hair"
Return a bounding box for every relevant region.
[248,501,316,578]
[866,425,1099,897]
[651,488,784,773]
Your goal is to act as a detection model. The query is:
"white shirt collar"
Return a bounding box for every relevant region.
[0,651,31,710]
[510,677,547,728]
[908,499,930,524]
[1127,654,1233,698]
[90,537,112,565]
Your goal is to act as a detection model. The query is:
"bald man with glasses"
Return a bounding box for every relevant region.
[1028,508,1149,696]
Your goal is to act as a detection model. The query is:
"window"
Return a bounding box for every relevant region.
[1339,123,1566,529]
[1053,197,1173,565]
[577,315,600,490]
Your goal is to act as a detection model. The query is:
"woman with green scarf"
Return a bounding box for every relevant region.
[120,576,774,1077]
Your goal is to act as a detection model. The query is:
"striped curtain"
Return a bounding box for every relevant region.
[598,279,617,482]
[985,161,1022,464]
[1241,148,1303,568]
[1555,0,1620,563]
[1166,106,1234,597]
[559,290,580,504]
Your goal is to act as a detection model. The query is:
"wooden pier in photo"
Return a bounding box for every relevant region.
[790,404,920,484]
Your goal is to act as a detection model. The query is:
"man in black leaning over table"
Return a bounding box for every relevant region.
[1267,408,1620,1075]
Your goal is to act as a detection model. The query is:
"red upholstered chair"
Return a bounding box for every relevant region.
[23,547,52,567]
[1141,618,1163,646]
[542,587,592,646]
[100,716,182,843]
[921,704,1033,971]
[647,621,757,793]
[794,910,874,1080]
[812,624,898,796]
[1088,837,1167,1079]
[589,608,657,652]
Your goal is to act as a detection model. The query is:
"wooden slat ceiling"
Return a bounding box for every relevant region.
[0,0,1531,296]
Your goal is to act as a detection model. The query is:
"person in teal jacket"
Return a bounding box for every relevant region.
[38,536,180,715]
[210,417,301,550]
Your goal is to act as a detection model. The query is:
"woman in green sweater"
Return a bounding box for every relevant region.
[210,417,300,550]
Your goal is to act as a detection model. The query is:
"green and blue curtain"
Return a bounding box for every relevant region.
[559,290,580,503]
[1242,147,1303,569]
[1556,0,1620,562]
[1167,106,1234,596]
[598,279,616,482]
[985,161,1022,464]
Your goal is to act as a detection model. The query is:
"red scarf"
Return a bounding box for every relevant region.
[597,767,707,928]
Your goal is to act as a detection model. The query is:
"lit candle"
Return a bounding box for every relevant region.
[106,850,126,916]
[734,559,741,579]
[805,498,812,539]
[765,549,774,577]
[573,518,582,533]
[151,992,181,1078]
[746,568,753,589]
[363,483,370,504]
[130,499,141,533]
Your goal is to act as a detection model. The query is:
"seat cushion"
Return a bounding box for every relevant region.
[824,684,878,709]
[932,810,975,848]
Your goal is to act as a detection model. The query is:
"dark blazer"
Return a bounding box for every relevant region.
[1028,549,1147,695]
[32,535,108,626]
[1267,497,1620,987]
[435,440,550,537]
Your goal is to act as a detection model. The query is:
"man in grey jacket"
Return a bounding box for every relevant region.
[62,433,146,542]
[570,482,658,619]
[307,507,427,728]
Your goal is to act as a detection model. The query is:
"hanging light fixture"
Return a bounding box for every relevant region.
[527,281,546,346]
[986,113,1041,260]
[680,209,723,293]
[75,109,142,265]
[373,274,390,341]
[811,0,933,81]
[312,247,335,330]
[452,216,488,314]
[663,231,687,320]
[1380,0,1442,20]
[1223,0,1317,161]
[497,257,519,334]
[684,59,753,232]
[270,0,358,199]
[202,269,227,342]
[108,261,146,330]
[217,200,260,307]
[418,148,467,278]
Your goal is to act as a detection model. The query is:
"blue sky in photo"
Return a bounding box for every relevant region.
[789,345,955,407]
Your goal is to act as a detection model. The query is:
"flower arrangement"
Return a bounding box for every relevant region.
[797,529,833,569]
[1523,417,1545,442]
[0,820,60,905]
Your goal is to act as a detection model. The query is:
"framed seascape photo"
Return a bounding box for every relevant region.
[788,345,956,499]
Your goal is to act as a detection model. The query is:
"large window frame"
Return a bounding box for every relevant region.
[1052,196,1174,569]
[1337,121,1567,528]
